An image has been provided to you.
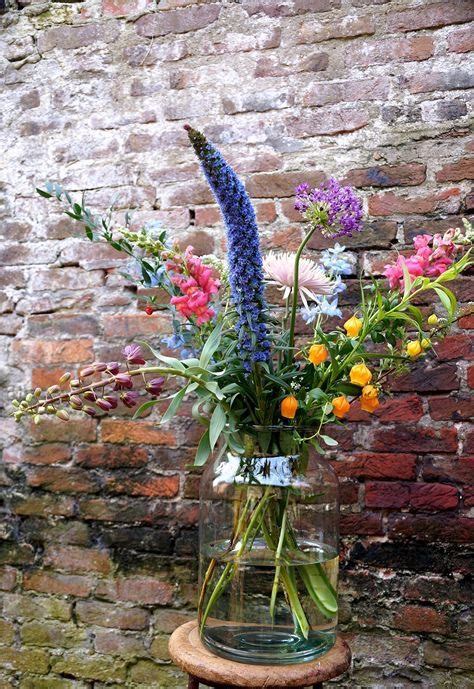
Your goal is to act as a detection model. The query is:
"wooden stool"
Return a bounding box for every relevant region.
[169,621,351,689]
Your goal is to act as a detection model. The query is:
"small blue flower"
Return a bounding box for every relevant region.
[320,244,353,277]
[161,332,186,350]
[302,297,342,323]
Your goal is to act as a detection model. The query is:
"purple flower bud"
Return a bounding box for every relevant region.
[94,362,107,373]
[84,391,98,401]
[83,405,97,417]
[120,390,140,408]
[114,373,133,390]
[104,395,118,409]
[123,344,146,365]
[79,366,96,378]
[69,395,83,408]
[106,362,120,375]
[96,398,113,412]
[146,377,165,396]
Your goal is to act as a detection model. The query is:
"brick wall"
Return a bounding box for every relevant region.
[1,0,473,686]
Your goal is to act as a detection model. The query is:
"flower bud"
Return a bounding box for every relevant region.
[79,366,96,378]
[46,405,56,414]
[20,401,29,410]
[406,340,422,358]
[106,362,120,375]
[427,314,439,326]
[34,388,42,398]
[69,395,83,408]
[96,398,113,411]
[70,379,81,388]
[38,406,46,414]
[104,395,118,409]
[114,373,133,390]
[56,410,70,421]
[350,363,372,387]
[83,406,97,417]
[47,385,61,396]
[83,391,98,401]
[94,362,107,373]
[26,393,34,403]
[33,415,41,425]
[421,338,431,350]
[308,344,329,366]
[14,411,23,421]
[59,372,71,384]
[12,400,20,408]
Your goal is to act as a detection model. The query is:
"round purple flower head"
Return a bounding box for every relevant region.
[295,178,363,238]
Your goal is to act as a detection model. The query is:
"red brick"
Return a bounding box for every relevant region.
[459,311,474,329]
[393,604,449,634]
[76,600,149,630]
[390,363,459,393]
[422,455,474,484]
[10,494,75,518]
[339,480,359,505]
[11,339,93,365]
[26,466,101,494]
[447,26,474,54]
[44,545,112,575]
[468,365,474,388]
[103,314,168,338]
[365,481,459,510]
[75,445,149,469]
[387,1,474,33]
[31,367,70,389]
[404,575,471,603]
[348,395,424,423]
[135,4,221,37]
[95,576,173,605]
[254,52,329,77]
[28,418,97,443]
[406,70,474,95]
[332,453,416,480]
[436,158,474,182]
[3,443,71,466]
[370,425,458,454]
[24,571,94,597]
[463,486,474,508]
[31,267,104,291]
[287,108,369,138]
[346,35,434,67]
[256,201,277,224]
[101,420,176,446]
[246,171,326,199]
[344,163,426,188]
[434,334,472,361]
[340,512,383,536]
[243,0,341,17]
[194,206,221,227]
[429,395,474,422]
[79,497,154,523]
[298,15,375,43]
[104,473,180,498]
[303,77,389,107]
[368,188,462,216]
[93,629,146,655]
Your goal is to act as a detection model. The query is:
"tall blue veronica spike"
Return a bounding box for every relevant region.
[185,125,270,370]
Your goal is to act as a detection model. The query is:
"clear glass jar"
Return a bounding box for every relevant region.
[198,427,339,665]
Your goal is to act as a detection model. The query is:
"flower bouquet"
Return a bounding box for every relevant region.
[13,126,472,664]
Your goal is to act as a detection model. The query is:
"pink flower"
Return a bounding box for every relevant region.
[168,246,220,325]
[263,251,333,309]
[384,230,460,290]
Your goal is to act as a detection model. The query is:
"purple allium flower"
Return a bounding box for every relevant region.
[120,390,140,408]
[114,373,133,390]
[185,125,270,371]
[295,178,363,239]
[123,344,146,365]
[146,377,165,396]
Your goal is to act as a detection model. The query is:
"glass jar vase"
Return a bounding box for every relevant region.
[198,427,339,665]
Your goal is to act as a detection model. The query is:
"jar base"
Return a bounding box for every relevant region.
[202,625,336,665]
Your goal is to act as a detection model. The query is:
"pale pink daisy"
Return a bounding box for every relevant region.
[263,252,334,308]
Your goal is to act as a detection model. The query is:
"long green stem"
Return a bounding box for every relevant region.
[287,227,317,362]
[269,493,288,620]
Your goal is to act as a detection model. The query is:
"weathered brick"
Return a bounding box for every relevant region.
[344,163,426,188]
[0,566,17,591]
[38,23,120,53]
[95,576,174,605]
[0,620,15,646]
[422,455,473,484]
[287,108,369,138]
[26,466,100,494]
[75,600,149,630]
[2,593,71,621]
[436,158,474,182]
[428,395,474,422]
[43,545,111,575]
[11,339,93,365]
[447,26,474,53]
[298,15,375,43]
[51,653,126,682]
[332,453,417,480]
[0,648,50,674]
[135,4,221,37]
[423,641,474,670]
[21,620,88,649]
[406,70,474,94]
[370,425,458,454]
[101,420,176,445]
[75,444,149,469]
[10,494,75,518]
[247,170,326,198]
[340,512,383,536]
[388,514,473,543]
[365,481,459,511]
[390,363,459,393]
[93,629,146,656]
[393,604,449,634]
[24,571,95,597]
[387,2,474,33]
[369,188,462,216]
[102,0,153,17]
[104,473,180,498]
[223,90,294,115]
[346,36,434,67]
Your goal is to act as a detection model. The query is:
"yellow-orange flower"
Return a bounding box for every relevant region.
[332,395,350,419]
[308,344,329,366]
[406,340,422,358]
[427,314,439,326]
[421,338,431,350]
[344,315,362,338]
[349,363,372,387]
[360,385,379,413]
[281,395,298,419]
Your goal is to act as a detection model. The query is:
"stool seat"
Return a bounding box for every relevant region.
[169,621,351,688]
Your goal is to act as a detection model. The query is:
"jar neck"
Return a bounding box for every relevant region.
[241,426,311,458]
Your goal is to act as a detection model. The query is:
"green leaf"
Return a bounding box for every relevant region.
[433,286,457,318]
[335,382,361,396]
[209,404,226,450]
[133,399,159,419]
[307,388,327,401]
[161,387,187,424]
[199,322,222,369]
[194,429,211,466]
[400,257,413,298]
[36,188,52,199]
[320,434,338,447]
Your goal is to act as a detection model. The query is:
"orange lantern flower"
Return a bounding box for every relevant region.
[332,395,350,419]
[308,344,329,366]
[281,395,298,419]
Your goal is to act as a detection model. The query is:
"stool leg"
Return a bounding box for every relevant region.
[188,675,199,689]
